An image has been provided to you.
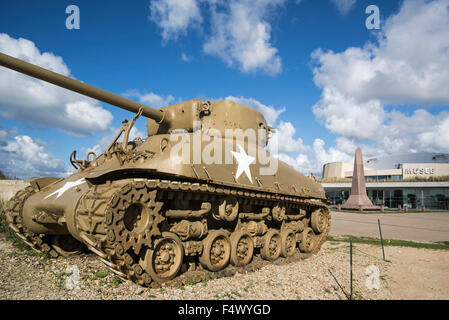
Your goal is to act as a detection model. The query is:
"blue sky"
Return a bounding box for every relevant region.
[0,0,448,179]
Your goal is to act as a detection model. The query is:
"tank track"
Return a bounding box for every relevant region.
[6,186,61,258]
[73,178,331,287]
[6,179,330,287]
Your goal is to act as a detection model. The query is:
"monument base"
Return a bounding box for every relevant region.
[341,194,380,210]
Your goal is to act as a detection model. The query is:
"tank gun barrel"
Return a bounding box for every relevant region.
[0,52,165,123]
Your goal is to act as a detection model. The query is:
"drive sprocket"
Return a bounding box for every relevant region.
[104,181,165,255]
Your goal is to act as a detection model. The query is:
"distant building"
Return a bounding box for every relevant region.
[323,152,449,180]
[321,152,449,210]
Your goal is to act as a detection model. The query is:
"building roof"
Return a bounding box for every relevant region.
[365,152,449,170]
[322,181,449,189]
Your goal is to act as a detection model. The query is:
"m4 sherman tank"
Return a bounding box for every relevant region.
[0,52,330,286]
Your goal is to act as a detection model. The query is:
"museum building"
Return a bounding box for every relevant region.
[321,152,449,210]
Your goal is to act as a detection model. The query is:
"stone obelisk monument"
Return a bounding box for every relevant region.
[341,147,379,210]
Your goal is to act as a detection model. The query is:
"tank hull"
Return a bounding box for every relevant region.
[7,134,330,286]
[17,132,326,235]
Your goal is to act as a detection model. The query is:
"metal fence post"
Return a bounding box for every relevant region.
[378,218,386,261]
[350,240,353,300]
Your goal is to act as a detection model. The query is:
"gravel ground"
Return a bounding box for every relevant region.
[0,234,395,300]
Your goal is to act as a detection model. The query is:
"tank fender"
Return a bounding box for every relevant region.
[28,177,62,191]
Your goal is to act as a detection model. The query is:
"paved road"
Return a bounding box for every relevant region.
[329,211,449,243]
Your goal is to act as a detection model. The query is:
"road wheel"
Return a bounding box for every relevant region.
[141,232,184,283]
[199,230,231,271]
[311,209,327,234]
[299,228,315,253]
[280,229,296,258]
[230,230,254,266]
[261,229,281,261]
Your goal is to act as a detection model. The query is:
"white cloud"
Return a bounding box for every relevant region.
[268,121,310,154]
[0,134,67,179]
[149,0,202,41]
[139,0,448,176]
[129,126,145,141]
[86,90,174,157]
[417,115,449,152]
[0,127,17,143]
[313,138,352,168]
[309,0,449,167]
[203,0,284,75]
[82,126,146,157]
[123,90,176,108]
[225,96,285,125]
[381,109,449,154]
[181,52,191,62]
[312,87,386,140]
[0,34,113,136]
[333,136,379,159]
[149,0,284,75]
[276,111,449,177]
[330,0,356,15]
[313,0,449,106]
[276,138,354,175]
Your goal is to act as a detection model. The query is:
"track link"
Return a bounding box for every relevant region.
[6,186,61,258]
[6,179,330,287]
[74,178,331,287]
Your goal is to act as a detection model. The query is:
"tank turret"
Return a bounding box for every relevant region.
[0,52,274,141]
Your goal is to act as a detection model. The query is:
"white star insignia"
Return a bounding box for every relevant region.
[44,178,86,199]
[231,145,255,183]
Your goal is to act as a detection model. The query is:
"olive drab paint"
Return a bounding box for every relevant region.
[0,52,330,286]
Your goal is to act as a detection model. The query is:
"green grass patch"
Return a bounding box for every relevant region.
[0,201,14,236]
[185,275,212,287]
[110,276,123,287]
[94,271,109,279]
[184,279,200,286]
[327,235,449,250]
[352,291,364,300]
